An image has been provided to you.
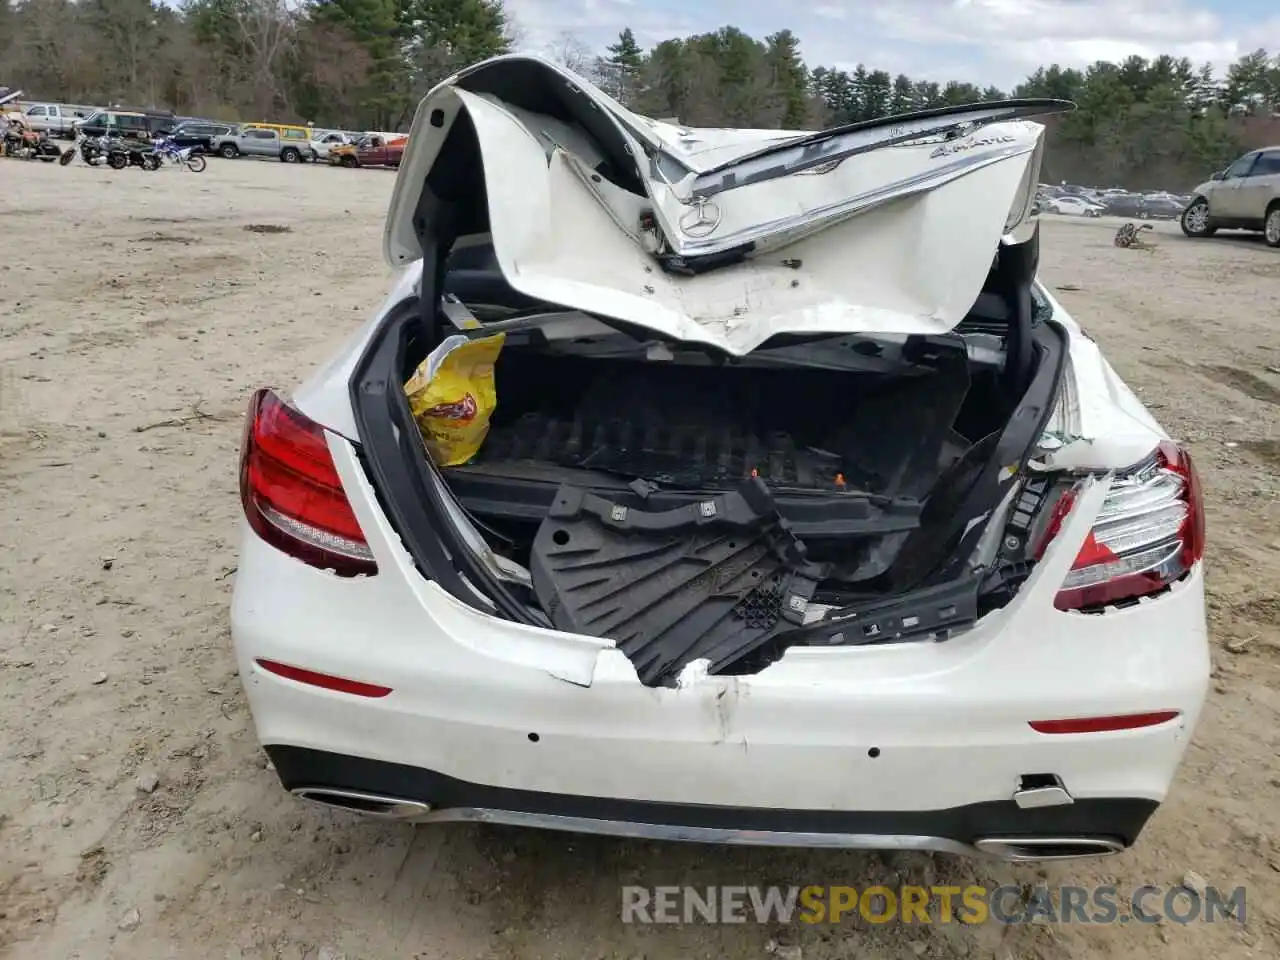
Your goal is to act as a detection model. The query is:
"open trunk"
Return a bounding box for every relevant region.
[350,57,1070,687]
[377,231,1064,687]
[447,321,996,582]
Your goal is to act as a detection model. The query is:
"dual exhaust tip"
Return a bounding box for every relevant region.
[291,787,1127,861]
[293,787,430,820]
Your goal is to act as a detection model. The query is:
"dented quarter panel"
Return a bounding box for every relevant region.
[1033,288,1165,471]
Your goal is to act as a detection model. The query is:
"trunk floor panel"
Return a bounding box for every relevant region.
[471,349,975,498]
[477,411,846,490]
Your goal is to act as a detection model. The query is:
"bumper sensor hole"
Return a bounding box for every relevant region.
[868,747,881,758]
[528,732,540,743]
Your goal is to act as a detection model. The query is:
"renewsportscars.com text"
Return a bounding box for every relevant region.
[620,884,1245,925]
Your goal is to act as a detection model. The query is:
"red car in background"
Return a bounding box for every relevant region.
[352,134,406,168]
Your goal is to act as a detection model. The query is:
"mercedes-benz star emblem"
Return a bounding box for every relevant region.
[678,196,722,238]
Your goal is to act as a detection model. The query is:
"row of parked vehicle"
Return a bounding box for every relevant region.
[1032,144,1280,247]
[161,120,406,167]
[7,98,408,169]
[1034,183,1193,220]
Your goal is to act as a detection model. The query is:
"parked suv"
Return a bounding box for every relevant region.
[75,109,175,140]
[168,120,236,155]
[1182,147,1280,246]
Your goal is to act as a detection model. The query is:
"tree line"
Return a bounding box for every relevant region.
[4,0,1280,188]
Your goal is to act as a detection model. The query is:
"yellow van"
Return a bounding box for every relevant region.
[242,122,312,145]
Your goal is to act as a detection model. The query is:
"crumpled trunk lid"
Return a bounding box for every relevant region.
[385,55,1068,354]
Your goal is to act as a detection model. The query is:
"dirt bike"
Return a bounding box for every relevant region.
[150,135,207,173]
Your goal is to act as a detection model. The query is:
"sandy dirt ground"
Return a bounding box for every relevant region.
[1,157,1278,960]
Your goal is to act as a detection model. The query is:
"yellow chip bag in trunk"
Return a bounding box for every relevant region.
[404,332,505,467]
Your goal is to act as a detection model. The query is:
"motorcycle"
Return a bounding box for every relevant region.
[150,135,207,173]
[4,127,61,161]
[60,132,109,166]
[103,134,160,171]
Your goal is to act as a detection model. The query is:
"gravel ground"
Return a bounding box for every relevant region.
[1,159,1278,960]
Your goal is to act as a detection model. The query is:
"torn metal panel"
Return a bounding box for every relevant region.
[384,55,1070,355]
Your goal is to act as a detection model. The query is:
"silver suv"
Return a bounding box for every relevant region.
[1182,146,1280,246]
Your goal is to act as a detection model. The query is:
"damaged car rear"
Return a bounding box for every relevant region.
[231,55,1209,861]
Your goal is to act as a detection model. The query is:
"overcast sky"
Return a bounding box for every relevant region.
[504,0,1280,90]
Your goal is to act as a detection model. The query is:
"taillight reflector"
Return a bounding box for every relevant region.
[255,658,392,698]
[1029,711,1180,734]
[240,388,377,577]
[1036,441,1203,611]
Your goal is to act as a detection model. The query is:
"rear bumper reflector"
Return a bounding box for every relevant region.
[254,658,393,699]
[1028,711,1180,734]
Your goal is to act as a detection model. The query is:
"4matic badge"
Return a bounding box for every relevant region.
[930,133,1016,159]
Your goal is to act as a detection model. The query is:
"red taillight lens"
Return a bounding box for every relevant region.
[1037,441,1203,611]
[239,389,377,577]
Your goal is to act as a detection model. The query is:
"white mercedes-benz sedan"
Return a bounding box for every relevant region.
[231,55,1208,862]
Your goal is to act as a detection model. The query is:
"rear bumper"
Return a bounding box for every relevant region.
[231,439,1210,858]
[268,744,1156,859]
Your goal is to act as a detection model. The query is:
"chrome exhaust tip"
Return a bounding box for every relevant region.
[291,787,431,820]
[974,836,1126,861]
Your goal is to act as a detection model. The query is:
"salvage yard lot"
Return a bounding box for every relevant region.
[1,159,1279,960]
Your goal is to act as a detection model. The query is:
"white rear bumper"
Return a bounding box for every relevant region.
[230,434,1210,854]
[230,442,1209,849]
[233,531,1206,799]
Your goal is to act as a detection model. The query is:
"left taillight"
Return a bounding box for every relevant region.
[239,388,378,577]
[1035,441,1203,611]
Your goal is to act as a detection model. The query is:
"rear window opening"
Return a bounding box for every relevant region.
[351,96,1067,686]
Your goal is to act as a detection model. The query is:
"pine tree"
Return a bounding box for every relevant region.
[602,26,643,105]
[765,29,807,127]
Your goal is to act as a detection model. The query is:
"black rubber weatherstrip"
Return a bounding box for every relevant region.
[267,745,1158,846]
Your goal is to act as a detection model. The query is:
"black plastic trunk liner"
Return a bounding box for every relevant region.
[531,478,827,687]
[472,344,972,497]
[478,412,844,490]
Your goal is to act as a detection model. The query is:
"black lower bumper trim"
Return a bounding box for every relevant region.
[265,745,1158,847]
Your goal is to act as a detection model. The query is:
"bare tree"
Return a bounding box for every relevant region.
[294,21,372,128]
[233,0,297,118]
[90,0,163,103]
[550,31,595,80]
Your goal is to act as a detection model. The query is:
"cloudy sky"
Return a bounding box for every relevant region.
[505,0,1280,90]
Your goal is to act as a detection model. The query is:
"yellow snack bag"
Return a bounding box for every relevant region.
[404,332,505,466]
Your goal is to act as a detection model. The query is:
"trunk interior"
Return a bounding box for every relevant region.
[390,249,1049,685]
[366,93,1058,686]
[442,336,1004,578]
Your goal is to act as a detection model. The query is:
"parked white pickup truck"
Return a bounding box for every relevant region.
[19,102,99,138]
[308,130,355,162]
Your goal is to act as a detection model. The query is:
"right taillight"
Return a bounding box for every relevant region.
[239,388,378,577]
[1035,441,1203,611]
